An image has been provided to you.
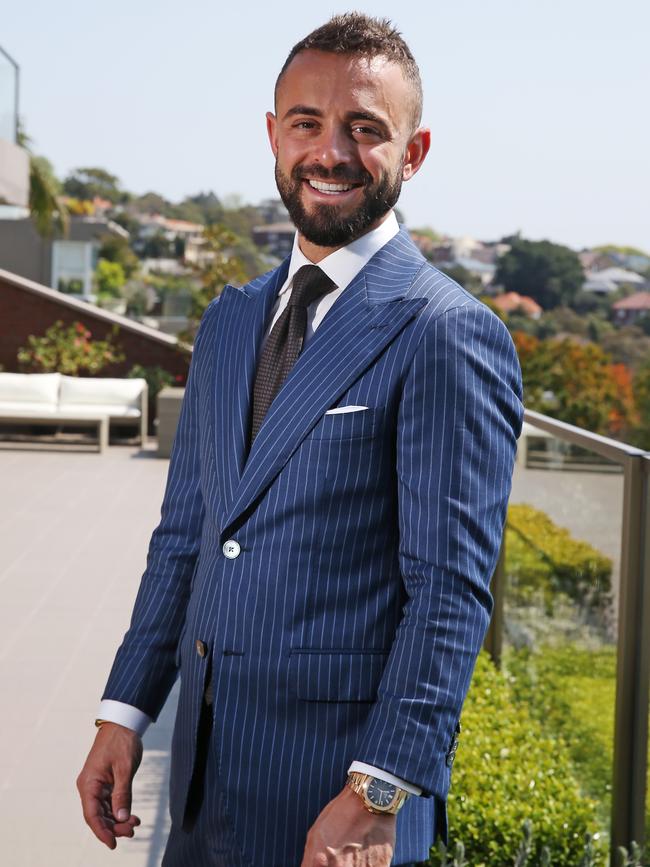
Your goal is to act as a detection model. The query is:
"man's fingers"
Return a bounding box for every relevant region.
[111,766,133,823]
[78,780,117,849]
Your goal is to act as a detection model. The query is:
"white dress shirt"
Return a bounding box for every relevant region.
[98,211,421,796]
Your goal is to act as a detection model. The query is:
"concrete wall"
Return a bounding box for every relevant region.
[0,138,29,207]
[0,218,52,285]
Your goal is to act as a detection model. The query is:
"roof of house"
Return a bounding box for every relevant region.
[136,214,204,234]
[492,291,543,316]
[612,291,650,311]
[590,267,644,284]
[252,221,296,234]
[583,275,618,293]
[0,267,179,346]
[455,256,496,274]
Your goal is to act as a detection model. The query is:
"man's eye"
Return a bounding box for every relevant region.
[353,126,380,138]
[294,121,316,130]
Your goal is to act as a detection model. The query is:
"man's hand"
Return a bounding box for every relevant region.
[76,722,143,850]
[300,785,396,867]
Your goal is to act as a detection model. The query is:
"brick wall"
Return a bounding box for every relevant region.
[0,270,191,381]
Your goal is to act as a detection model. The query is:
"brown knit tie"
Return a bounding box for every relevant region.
[250,264,336,444]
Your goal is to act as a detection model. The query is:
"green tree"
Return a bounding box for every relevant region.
[98,233,140,279]
[95,259,125,299]
[592,243,650,258]
[600,326,650,372]
[181,191,223,224]
[17,123,69,238]
[63,167,127,204]
[441,264,483,295]
[132,191,172,215]
[410,226,442,242]
[513,332,635,437]
[631,359,650,449]
[179,224,248,343]
[496,238,584,310]
[220,203,265,240]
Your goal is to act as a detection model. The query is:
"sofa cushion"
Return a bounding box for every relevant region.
[0,372,61,404]
[58,403,140,418]
[59,376,146,408]
[0,401,59,415]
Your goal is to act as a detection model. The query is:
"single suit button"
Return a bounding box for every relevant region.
[195,639,208,658]
[222,539,241,559]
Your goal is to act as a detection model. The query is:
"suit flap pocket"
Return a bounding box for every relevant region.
[289,649,389,702]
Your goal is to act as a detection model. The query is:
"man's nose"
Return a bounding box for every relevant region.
[314,126,355,168]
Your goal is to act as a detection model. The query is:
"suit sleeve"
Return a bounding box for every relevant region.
[101,299,218,721]
[353,302,524,801]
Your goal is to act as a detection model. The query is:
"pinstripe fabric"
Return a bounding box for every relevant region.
[103,226,524,866]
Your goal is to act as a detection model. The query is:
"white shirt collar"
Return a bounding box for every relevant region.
[280,211,400,295]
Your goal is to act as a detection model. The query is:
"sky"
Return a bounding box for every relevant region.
[3,0,649,252]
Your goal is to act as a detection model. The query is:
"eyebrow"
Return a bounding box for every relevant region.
[283,105,390,132]
[283,105,323,120]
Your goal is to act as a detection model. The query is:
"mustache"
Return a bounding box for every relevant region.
[292,164,373,186]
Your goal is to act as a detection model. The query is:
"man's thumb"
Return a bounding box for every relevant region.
[112,770,132,822]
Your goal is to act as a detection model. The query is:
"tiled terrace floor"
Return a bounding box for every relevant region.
[0,441,624,866]
[0,442,177,867]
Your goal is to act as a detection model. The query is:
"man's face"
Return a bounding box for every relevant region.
[267,50,430,251]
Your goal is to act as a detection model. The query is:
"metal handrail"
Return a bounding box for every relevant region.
[524,408,648,463]
[494,410,650,864]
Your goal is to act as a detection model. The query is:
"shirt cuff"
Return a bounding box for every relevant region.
[347,761,422,796]
[97,700,152,737]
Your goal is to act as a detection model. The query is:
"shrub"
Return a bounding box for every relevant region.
[505,644,617,828]
[95,258,125,300]
[426,653,605,867]
[433,822,648,866]
[17,320,125,375]
[505,504,612,615]
[126,364,179,401]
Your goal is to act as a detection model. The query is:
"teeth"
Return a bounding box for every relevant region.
[308,180,355,193]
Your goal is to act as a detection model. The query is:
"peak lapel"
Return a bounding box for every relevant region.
[214,261,289,510]
[221,228,427,536]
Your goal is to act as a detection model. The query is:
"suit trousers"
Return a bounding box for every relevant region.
[162,698,424,867]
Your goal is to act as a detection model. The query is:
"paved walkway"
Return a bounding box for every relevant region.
[0,442,624,866]
[0,443,176,867]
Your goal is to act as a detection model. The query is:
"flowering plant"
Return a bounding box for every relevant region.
[17,320,125,375]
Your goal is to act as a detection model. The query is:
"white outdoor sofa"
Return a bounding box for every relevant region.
[0,372,148,452]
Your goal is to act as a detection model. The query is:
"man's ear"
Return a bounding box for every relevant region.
[402,127,431,181]
[266,112,278,158]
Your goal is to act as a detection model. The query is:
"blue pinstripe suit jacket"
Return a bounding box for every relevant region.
[103,227,524,865]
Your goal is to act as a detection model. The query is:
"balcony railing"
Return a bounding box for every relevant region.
[485,409,650,865]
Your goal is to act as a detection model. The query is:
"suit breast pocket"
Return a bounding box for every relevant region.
[310,407,378,441]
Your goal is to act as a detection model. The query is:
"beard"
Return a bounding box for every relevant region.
[275,160,404,247]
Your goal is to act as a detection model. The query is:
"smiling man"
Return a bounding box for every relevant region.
[77,13,523,867]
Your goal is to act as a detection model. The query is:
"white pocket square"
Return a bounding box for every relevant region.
[324,405,369,415]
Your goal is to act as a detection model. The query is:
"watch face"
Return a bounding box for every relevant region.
[366,778,397,809]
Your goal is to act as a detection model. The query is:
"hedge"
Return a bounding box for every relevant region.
[505,504,612,615]
[426,653,605,866]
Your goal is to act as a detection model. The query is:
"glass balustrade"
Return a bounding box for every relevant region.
[0,47,18,144]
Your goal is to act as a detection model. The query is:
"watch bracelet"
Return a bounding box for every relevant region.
[346,771,409,814]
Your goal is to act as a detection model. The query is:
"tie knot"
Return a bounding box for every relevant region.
[289,265,336,309]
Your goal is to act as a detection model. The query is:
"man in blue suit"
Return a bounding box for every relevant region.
[77,12,523,866]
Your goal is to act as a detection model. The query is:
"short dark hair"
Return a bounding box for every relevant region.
[275,12,423,133]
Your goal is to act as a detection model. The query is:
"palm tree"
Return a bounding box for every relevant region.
[17,121,69,238]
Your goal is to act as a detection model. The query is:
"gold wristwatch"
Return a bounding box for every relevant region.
[346,772,409,815]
